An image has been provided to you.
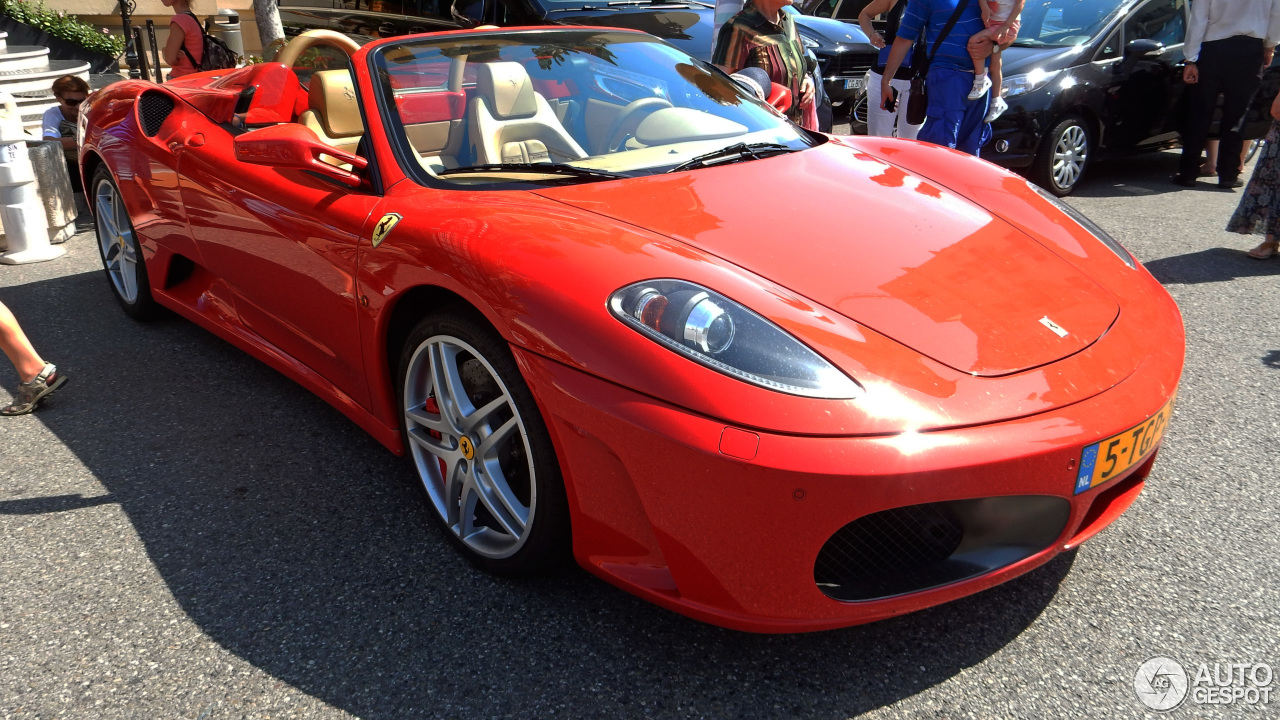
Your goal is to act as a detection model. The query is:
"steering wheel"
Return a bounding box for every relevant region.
[276,29,361,69]
[603,97,674,153]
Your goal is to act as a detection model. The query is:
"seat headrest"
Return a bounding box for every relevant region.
[309,69,363,138]
[476,62,538,119]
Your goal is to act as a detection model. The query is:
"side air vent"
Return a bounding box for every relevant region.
[138,92,175,137]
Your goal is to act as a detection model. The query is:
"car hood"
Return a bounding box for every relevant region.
[544,6,713,60]
[1000,44,1091,76]
[791,14,870,45]
[534,142,1119,377]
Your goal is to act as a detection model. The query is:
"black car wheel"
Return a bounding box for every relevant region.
[1033,115,1091,197]
[1245,138,1264,164]
[397,308,570,575]
[92,166,156,320]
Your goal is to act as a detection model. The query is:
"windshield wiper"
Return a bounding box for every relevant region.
[669,142,797,173]
[436,163,629,181]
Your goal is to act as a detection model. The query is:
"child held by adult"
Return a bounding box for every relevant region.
[966,0,1023,123]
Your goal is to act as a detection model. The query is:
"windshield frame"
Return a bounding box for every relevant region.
[369,27,816,190]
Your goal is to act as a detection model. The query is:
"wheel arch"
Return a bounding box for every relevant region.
[80,150,105,203]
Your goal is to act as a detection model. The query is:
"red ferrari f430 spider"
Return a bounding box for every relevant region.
[79,26,1184,632]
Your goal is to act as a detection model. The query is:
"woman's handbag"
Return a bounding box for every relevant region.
[904,0,971,126]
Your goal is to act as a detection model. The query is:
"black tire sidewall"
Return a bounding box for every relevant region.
[395,308,570,576]
[91,166,155,320]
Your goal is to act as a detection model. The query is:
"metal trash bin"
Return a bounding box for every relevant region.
[213,9,244,61]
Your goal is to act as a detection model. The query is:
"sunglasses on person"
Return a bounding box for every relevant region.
[61,96,86,106]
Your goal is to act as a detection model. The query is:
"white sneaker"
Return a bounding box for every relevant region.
[968,74,992,100]
[984,97,1008,123]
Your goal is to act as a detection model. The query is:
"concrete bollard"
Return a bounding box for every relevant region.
[0,92,66,264]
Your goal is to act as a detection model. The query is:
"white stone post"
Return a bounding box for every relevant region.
[0,91,66,264]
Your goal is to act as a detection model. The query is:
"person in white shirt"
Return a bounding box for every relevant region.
[40,75,88,193]
[1174,0,1280,189]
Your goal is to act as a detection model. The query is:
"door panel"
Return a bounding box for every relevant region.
[177,128,379,407]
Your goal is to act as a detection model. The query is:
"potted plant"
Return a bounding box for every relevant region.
[0,0,125,73]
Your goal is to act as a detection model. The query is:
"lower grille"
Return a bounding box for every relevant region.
[823,52,878,77]
[815,495,1071,602]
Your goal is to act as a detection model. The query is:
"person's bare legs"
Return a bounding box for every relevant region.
[0,300,46,384]
[1202,139,1219,176]
[967,31,994,99]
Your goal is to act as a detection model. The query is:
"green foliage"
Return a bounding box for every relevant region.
[0,0,126,57]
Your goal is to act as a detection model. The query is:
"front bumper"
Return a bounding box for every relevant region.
[982,92,1051,169]
[818,50,877,103]
[516,335,1181,633]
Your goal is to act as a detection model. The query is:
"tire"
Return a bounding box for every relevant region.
[397,308,570,575]
[92,166,156,320]
[1032,115,1091,197]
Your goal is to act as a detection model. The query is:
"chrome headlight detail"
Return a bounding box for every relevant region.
[799,32,821,49]
[609,279,862,399]
[1028,182,1135,268]
[1002,68,1062,98]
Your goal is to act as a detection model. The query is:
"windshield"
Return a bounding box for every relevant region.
[1013,0,1127,47]
[372,30,813,185]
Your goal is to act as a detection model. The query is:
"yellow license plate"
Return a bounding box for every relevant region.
[1074,397,1175,494]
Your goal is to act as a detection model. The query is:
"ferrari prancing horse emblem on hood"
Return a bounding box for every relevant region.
[372,213,402,248]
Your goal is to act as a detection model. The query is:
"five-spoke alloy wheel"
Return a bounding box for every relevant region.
[1034,115,1091,197]
[92,167,155,319]
[398,310,568,574]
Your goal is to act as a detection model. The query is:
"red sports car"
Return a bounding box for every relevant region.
[79,27,1184,633]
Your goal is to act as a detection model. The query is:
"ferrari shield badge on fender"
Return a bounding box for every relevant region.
[372,213,402,248]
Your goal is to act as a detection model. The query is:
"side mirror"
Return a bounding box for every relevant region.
[1124,39,1163,59]
[768,82,793,113]
[233,123,367,188]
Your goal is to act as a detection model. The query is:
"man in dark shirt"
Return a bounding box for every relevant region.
[878,0,989,155]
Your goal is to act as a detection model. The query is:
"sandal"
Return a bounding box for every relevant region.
[2,363,68,416]
[1247,240,1279,260]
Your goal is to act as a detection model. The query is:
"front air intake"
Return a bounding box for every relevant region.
[138,92,175,137]
[814,496,1071,602]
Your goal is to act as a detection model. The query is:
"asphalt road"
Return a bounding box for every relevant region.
[2,147,1278,720]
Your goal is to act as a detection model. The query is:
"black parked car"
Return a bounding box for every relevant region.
[983,0,1278,195]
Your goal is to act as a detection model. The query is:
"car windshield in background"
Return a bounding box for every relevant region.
[1013,0,1127,47]
[372,30,813,185]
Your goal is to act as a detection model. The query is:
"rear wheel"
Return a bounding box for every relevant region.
[92,166,155,320]
[1033,115,1091,197]
[397,309,569,575]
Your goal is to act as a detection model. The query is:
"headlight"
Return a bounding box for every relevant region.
[799,32,821,49]
[609,279,862,399]
[1027,182,1135,268]
[1002,67,1062,98]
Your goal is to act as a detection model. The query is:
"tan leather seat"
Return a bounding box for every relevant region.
[469,62,586,165]
[299,69,364,156]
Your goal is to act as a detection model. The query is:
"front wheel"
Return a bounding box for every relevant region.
[397,309,569,575]
[1032,115,1091,197]
[92,166,156,320]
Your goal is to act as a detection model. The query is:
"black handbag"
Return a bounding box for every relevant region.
[906,0,971,126]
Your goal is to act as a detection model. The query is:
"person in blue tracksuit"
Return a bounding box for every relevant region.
[877,0,990,155]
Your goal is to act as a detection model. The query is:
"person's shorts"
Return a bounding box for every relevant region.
[986,17,1019,44]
